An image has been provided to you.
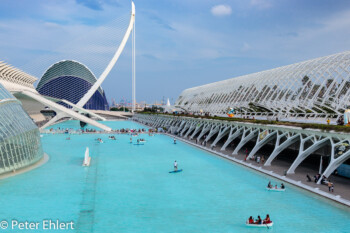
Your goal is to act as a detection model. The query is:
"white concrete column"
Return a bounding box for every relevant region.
[232,128,259,155]
[287,137,330,174]
[318,140,350,183]
[220,126,242,151]
[190,123,204,139]
[184,122,197,138]
[264,133,300,166]
[204,125,221,142]
[197,123,212,141]
[180,121,191,136]
[211,125,231,147]
[247,130,277,159]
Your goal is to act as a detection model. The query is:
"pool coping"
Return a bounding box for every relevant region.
[165,133,350,208]
[0,153,49,180]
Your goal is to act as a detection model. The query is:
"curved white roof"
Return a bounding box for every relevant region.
[176,51,350,116]
[37,60,104,94]
[0,61,37,88]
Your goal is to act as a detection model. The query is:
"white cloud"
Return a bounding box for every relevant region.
[250,0,272,10]
[211,5,232,17]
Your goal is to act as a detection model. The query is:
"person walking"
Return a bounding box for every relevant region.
[331,182,334,192]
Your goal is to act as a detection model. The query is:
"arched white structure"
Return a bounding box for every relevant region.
[176,51,350,123]
[0,61,111,131]
[77,1,136,108]
[39,1,136,128]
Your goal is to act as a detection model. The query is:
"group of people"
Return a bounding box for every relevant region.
[247,214,271,224]
[313,174,332,186]
[133,138,146,144]
[267,181,285,189]
[83,128,97,133]
[138,138,146,143]
[119,128,145,133]
[244,148,265,164]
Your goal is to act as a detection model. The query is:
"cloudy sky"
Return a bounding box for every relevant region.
[1,0,350,105]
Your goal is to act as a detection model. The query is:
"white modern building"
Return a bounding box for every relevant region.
[176,51,350,123]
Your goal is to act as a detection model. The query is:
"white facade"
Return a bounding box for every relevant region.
[176,51,350,122]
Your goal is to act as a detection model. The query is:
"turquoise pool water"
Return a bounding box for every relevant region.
[0,120,349,232]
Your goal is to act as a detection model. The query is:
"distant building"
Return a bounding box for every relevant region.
[37,60,109,110]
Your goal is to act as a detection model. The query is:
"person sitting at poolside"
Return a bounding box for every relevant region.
[275,184,278,189]
[281,183,285,189]
[255,216,262,224]
[263,214,271,224]
[248,216,254,224]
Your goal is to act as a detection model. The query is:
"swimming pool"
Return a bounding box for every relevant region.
[0,120,349,232]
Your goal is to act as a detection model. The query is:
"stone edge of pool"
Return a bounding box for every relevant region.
[167,133,350,208]
[0,153,49,180]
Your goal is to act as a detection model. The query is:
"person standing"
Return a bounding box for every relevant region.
[174,160,178,171]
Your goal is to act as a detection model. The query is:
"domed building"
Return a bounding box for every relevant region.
[0,83,43,174]
[36,60,109,110]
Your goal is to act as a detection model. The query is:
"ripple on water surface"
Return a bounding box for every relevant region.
[0,120,349,233]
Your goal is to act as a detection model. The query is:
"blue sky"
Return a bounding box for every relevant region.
[1,0,350,105]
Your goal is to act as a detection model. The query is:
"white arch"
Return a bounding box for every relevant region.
[77,1,136,108]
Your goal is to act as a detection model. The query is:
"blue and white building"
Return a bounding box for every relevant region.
[37,60,109,111]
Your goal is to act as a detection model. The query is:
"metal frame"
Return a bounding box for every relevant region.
[175,51,350,123]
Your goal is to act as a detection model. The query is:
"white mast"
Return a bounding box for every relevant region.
[132,12,136,113]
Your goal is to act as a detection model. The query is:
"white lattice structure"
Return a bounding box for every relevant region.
[0,61,37,90]
[176,51,350,123]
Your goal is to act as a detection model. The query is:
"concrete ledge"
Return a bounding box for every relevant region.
[167,133,350,208]
[0,153,49,180]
